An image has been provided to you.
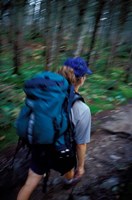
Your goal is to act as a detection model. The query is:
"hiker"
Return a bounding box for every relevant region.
[17,57,92,200]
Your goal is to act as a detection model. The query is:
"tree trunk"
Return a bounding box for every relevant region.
[104,0,114,47]
[13,35,22,74]
[31,0,41,38]
[12,1,25,74]
[30,1,37,38]
[0,3,3,67]
[119,0,130,32]
[73,0,89,57]
[44,0,52,70]
[50,0,67,69]
[63,0,75,43]
[107,0,130,68]
[124,49,132,83]
[39,0,45,36]
[87,0,105,62]
[0,3,2,55]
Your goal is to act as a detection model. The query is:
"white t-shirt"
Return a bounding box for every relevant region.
[71,100,91,144]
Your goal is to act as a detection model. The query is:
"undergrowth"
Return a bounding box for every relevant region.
[0,43,131,150]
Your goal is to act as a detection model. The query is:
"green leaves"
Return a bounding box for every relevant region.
[0,127,18,151]
[0,44,131,150]
[119,85,132,99]
[79,72,131,114]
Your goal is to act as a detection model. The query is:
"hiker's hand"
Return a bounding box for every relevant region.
[74,167,85,178]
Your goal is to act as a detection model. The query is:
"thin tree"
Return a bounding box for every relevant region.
[44,0,52,70]
[107,0,130,67]
[119,0,130,35]
[104,0,114,47]
[0,1,4,68]
[73,0,89,57]
[30,0,37,38]
[87,0,105,62]
[0,0,13,54]
[0,2,3,57]
[30,0,41,39]
[124,48,132,83]
[51,0,67,68]
[12,0,26,74]
[39,0,45,36]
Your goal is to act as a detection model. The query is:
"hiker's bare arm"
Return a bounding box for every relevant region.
[75,143,87,177]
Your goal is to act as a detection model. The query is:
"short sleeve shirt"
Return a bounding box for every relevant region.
[71,100,91,144]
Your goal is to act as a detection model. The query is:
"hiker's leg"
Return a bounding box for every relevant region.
[17,169,43,200]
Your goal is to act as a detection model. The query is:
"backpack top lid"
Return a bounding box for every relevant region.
[24,71,69,100]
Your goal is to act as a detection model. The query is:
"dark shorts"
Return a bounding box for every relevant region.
[30,145,76,175]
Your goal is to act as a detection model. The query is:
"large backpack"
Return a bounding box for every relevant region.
[15,71,84,155]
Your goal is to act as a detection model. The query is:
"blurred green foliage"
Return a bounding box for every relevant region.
[116,44,131,58]
[0,127,18,150]
[0,40,131,150]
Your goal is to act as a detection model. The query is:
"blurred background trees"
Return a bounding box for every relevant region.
[0,0,131,73]
[0,0,132,142]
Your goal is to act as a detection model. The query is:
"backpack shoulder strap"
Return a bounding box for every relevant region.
[67,86,85,113]
[72,92,85,105]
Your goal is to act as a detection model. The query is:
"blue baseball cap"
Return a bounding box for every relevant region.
[64,57,92,77]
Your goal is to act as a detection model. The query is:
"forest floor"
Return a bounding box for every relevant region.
[0,102,132,200]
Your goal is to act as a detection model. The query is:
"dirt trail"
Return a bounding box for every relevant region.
[0,103,132,200]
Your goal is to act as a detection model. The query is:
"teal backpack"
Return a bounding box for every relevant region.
[15,71,84,156]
